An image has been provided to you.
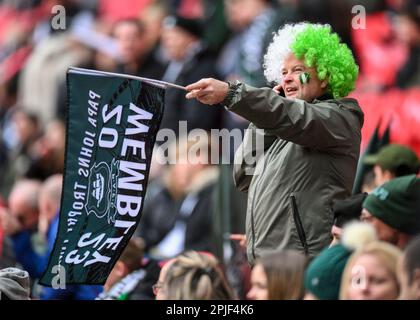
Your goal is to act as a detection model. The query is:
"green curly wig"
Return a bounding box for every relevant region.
[264,23,359,99]
[291,25,358,98]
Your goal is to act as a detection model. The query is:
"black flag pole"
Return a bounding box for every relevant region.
[69,67,187,91]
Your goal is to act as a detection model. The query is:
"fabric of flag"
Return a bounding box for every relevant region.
[39,69,164,286]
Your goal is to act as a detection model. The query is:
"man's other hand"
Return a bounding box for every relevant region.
[230,234,247,250]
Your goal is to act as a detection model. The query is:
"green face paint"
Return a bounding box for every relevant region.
[299,72,310,84]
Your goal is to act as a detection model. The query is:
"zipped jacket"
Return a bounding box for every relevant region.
[228,83,364,264]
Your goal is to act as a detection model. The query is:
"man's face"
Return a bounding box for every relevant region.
[397,255,420,300]
[361,208,399,244]
[281,53,328,102]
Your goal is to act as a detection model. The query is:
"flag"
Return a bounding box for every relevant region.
[40,68,164,286]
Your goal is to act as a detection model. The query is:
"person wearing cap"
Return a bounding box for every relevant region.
[304,222,377,300]
[185,23,363,263]
[304,243,352,300]
[361,174,420,249]
[363,144,420,189]
[159,13,222,136]
[330,193,367,246]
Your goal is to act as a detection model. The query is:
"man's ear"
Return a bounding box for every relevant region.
[321,80,328,89]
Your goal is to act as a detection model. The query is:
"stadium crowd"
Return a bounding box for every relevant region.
[0,0,420,300]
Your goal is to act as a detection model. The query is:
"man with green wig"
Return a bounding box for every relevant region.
[185,23,363,264]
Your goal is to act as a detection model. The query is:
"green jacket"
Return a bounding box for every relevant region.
[227,83,364,264]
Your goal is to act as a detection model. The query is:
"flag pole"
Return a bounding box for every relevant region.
[68,67,187,91]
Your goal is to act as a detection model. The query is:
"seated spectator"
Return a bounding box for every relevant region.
[112,18,166,79]
[331,193,367,245]
[25,119,65,181]
[97,237,160,300]
[394,7,420,88]
[36,175,102,300]
[247,250,306,300]
[397,236,420,300]
[154,258,176,300]
[0,179,42,278]
[0,109,40,198]
[361,174,420,249]
[340,241,402,300]
[0,267,30,300]
[162,251,235,300]
[363,144,420,188]
[159,13,222,134]
[138,134,218,259]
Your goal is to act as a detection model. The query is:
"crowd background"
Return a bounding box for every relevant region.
[0,0,419,300]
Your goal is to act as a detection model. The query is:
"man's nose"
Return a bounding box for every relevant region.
[282,73,294,84]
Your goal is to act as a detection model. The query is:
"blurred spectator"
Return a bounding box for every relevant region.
[0,267,30,300]
[97,237,160,300]
[36,174,62,256]
[159,13,223,134]
[218,0,280,87]
[0,109,40,198]
[361,174,420,249]
[394,6,420,88]
[0,235,17,270]
[351,0,408,91]
[398,236,420,300]
[112,18,166,79]
[363,144,420,188]
[137,134,219,258]
[0,179,41,278]
[163,251,235,299]
[331,193,368,246]
[25,119,65,181]
[29,174,103,300]
[18,33,92,125]
[340,241,402,300]
[154,258,176,300]
[247,250,306,300]
[361,170,377,193]
[217,0,295,132]
[140,1,167,46]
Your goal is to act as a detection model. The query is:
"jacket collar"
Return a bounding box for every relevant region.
[314,92,334,101]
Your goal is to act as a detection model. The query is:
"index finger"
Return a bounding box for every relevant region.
[186,79,210,92]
